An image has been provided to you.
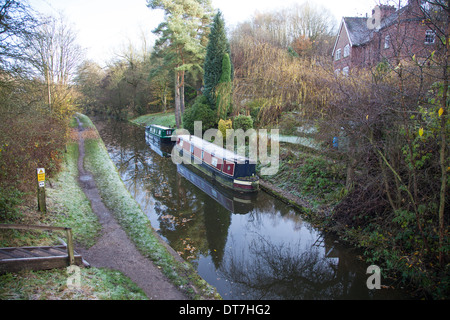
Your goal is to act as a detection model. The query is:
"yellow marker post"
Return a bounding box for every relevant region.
[37,168,46,213]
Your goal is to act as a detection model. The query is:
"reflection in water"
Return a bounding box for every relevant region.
[220,234,364,300]
[94,118,412,300]
[177,164,255,214]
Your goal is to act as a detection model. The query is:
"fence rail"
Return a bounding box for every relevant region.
[0,224,75,265]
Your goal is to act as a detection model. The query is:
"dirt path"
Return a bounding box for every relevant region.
[74,118,187,300]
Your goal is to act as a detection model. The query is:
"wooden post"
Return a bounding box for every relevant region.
[37,187,46,213]
[37,168,46,213]
[65,228,75,265]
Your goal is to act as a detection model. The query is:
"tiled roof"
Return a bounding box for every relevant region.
[343,17,371,46]
[343,4,409,47]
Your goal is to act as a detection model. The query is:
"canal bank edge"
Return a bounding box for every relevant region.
[77,113,221,300]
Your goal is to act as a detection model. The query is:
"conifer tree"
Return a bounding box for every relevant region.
[148,0,213,128]
[203,11,233,109]
[216,53,232,119]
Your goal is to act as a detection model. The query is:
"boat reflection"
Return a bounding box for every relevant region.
[177,164,256,215]
[145,131,173,158]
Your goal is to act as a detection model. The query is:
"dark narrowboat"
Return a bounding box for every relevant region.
[145,124,174,143]
[174,135,259,193]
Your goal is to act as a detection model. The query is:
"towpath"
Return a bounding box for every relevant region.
[74,117,187,300]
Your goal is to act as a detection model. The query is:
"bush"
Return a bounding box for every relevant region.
[218,119,232,140]
[244,98,269,127]
[182,96,218,134]
[233,115,253,131]
[0,186,24,222]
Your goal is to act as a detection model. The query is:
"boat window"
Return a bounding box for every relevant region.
[212,158,218,167]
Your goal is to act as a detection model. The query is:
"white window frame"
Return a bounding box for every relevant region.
[335,48,341,61]
[343,44,350,57]
[384,35,390,49]
[342,66,349,76]
[425,30,435,44]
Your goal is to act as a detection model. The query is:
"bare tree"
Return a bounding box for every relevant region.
[26,13,84,86]
[0,0,38,76]
[24,12,84,115]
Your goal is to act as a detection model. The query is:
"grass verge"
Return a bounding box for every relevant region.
[130,111,176,128]
[0,267,147,300]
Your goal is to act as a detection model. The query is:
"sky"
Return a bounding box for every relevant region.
[28,0,379,66]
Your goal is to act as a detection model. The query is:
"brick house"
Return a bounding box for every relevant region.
[332,0,437,74]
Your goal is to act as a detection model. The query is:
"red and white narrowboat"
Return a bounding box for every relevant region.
[174,135,259,193]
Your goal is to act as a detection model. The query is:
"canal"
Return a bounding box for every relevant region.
[93,118,412,300]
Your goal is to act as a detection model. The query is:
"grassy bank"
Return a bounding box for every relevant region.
[0,267,147,300]
[78,113,219,300]
[130,111,176,128]
[0,117,148,300]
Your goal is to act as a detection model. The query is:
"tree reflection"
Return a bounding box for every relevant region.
[219,233,365,300]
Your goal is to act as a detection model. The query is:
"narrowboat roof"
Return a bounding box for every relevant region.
[148,124,173,130]
[178,135,254,163]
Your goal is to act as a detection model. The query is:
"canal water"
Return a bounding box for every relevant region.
[93,118,413,300]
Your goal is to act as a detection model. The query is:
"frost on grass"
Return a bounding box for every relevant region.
[46,142,101,248]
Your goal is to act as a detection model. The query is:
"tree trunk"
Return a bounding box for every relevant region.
[174,71,182,129]
[438,77,447,267]
[180,71,185,115]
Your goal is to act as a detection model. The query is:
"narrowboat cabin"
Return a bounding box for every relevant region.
[174,135,259,193]
[145,124,174,143]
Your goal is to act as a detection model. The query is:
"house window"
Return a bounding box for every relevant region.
[343,44,350,57]
[425,30,435,44]
[342,66,349,76]
[334,69,340,75]
[335,48,341,61]
[384,35,390,49]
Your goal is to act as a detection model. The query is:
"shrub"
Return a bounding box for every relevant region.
[218,119,232,140]
[245,98,269,126]
[233,115,253,131]
[182,96,217,134]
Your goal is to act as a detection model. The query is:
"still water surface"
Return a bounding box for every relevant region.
[94,118,412,300]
